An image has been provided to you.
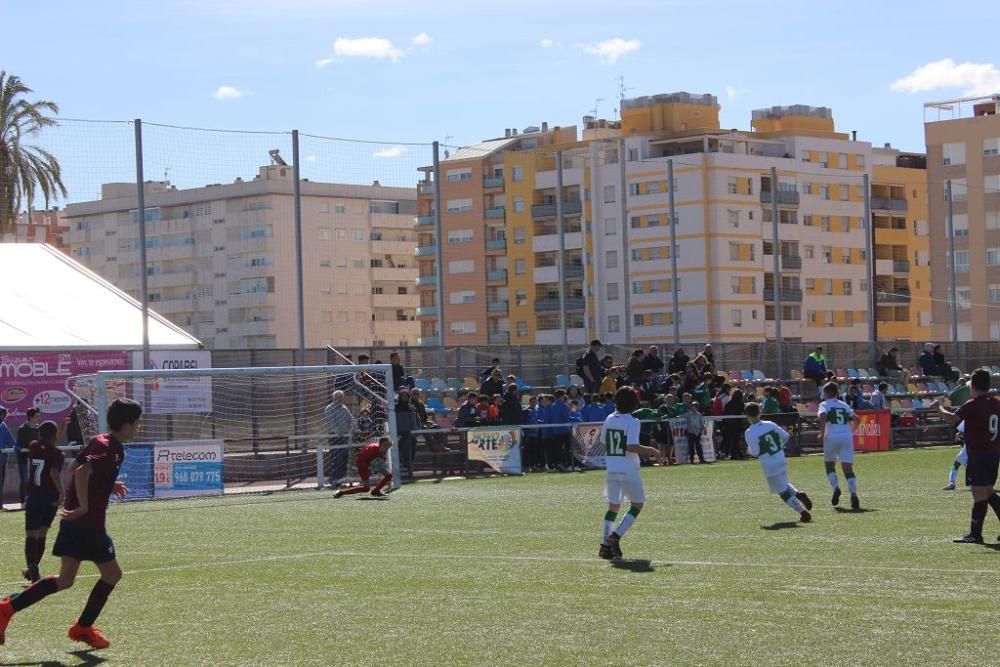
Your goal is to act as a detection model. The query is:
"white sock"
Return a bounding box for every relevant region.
[948,467,958,485]
[827,471,840,490]
[847,476,858,495]
[603,520,614,543]
[784,495,804,512]
[615,511,638,537]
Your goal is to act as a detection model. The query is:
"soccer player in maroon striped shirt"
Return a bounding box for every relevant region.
[935,369,1000,544]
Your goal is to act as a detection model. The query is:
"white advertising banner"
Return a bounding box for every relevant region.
[466,427,523,475]
[133,351,212,414]
[153,440,224,498]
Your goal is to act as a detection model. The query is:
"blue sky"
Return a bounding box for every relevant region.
[3,0,1000,203]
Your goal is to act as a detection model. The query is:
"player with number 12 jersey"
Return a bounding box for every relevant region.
[597,388,661,560]
[743,403,812,522]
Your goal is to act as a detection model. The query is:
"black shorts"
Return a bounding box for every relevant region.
[24,495,59,532]
[966,451,1000,487]
[52,521,116,564]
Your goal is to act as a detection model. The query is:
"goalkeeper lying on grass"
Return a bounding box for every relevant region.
[334,437,394,498]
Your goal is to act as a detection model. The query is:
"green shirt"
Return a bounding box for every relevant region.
[632,408,665,442]
[761,396,779,414]
[693,383,712,410]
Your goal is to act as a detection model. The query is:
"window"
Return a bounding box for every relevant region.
[953,250,970,273]
[633,313,644,327]
[955,288,972,310]
[628,148,639,162]
[447,229,474,244]
[807,311,817,324]
[948,179,968,202]
[986,174,1000,192]
[445,168,472,182]
[335,229,346,240]
[988,248,1000,266]
[804,245,815,259]
[515,259,526,275]
[353,230,364,241]
[515,290,527,306]
[606,250,618,268]
[629,182,640,196]
[450,321,477,334]
[805,278,816,291]
[822,246,832,263]
[821,216,831,232]
[449,290,475,305]
[822,279,833,295]
[989,285,1000,304]
[335,205,346,214]
[604,217,618,236]
[318,228,331,240]
[803,183,813,195]
[728,210,739,228]
[603,185,616,203]
[943,142,966,166]
[731,310,742,327]
[513,196,525,213]
[843,280,852,295]
[841,249,852,264]
[352,259,365,268]
[448,260,474,274]
[514,227,525,244]
[517,321,528,337]
[512,166,523,182]
[820,185,829,200]
[854,154,865,167]
[446,198,474,214]
[988,211,1000,231]
[860,279,867,292]
[844,311,854,326]
[803,214,813,227]
[608,315,621,333]
[839,185,849,201]
[727,177,738,194]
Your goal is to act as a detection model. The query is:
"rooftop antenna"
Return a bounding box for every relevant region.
[268,149,288,166]
[163,167,170,182]
[591,97,604,117]
[443,135,453,159]
[616,75,633,119]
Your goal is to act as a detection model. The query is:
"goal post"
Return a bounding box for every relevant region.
[75,364,400,496]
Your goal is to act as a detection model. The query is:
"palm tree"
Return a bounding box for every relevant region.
[0,71,67,226]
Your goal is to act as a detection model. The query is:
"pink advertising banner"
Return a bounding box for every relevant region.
[0,352,129,428]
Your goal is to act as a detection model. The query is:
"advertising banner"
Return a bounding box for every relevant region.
[854,410,891,452]
[572,423,607,468]
[118,443,155,501]
[670,418,717,463]
[0,352,129,427]
[132,351,212,414]
[466,427,523,475]
[153,440,224,498]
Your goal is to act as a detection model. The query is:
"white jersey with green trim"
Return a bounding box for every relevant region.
[818,399,855,438]
[601,412,641,474]
[744,420,789,475]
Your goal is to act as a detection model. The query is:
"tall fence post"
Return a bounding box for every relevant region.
[946,180,959,345]
[668,158,680,347]
[133,119,151,372]
[769,167,784,379]
[432,142,446,370]
[556,150,569,375]
[618,138,632,344]
[863,173,876,367]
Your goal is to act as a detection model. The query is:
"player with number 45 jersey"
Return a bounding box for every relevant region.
[743,403,813,522]
[817,382,861,510]
[597,388,662,561]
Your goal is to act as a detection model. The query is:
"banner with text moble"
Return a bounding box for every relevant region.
[154,440,224,498]
[467,427,523,475]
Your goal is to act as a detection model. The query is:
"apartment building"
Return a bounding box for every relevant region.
[1,207,67,247]
[871,146,931,342]
[63,165,418,349]
[925,94,1000,340]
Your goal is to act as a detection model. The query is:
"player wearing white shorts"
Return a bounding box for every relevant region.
[743,403,813,522]
[598,387,662,560]
[817,382,861,510]
[944,421,967,491]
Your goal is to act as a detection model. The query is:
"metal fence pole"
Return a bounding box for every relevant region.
[769,167,784,379]
[432,142,446,369]
[946,180,959,344]
[618,138,632,344]
[556,150,568,374]
[863,173,876,366]
[668,158,680,347]
[133,119,150,371]
[292,130,306,361]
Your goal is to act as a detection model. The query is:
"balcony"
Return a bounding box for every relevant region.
[871,197,908,212]
[372,267,418,283]
[893,260,910,273]
[418,182,435,195]
[415,245,436,257]
[416,275,437,287]
[781,255,802,270]
[488,332,510,344]
[564,263,584,278]
[534,297,585,312]
[373,293,416,309]
[760,191,800,205]
[531,200,583,219]
[484,176,505,189]
[230,320,273,337]
[764,288,803,302]
[416,305,438,318]
[485,207,506,220]
[487,300,509,313]
[486,238,507,251]
[415,215,435,227]
[486,269,508,283]
[418,335,440,346]
[876,290,911,304]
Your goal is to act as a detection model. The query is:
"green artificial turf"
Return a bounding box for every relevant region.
[0,447,997,666]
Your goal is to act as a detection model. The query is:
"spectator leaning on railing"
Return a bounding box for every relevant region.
[0,405,19,509]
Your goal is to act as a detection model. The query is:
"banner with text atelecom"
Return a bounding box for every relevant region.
[154,440,224,498]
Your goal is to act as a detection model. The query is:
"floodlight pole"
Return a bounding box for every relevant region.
[292,130,306,361]
[134,119,151,371]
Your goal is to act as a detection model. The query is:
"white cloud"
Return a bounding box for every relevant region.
[582,38,640,63]
[891,58,1000,97]
[213,86,245,101]
[411,33,432,47]
[315,57,336,68]
[725,85,737,99]
[305,155,318,162]
[334,36,405,61]
[374,145,408,158]
[541,38,554,48]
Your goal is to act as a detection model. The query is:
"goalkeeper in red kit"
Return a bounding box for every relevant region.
[333,437,394,498]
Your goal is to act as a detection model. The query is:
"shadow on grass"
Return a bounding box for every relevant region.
[833,507,879,514]
[761,521,801,531]
[0,650,107,667]
[357,496,391,502]
[980,542,1000,552]
[610,559,656,573]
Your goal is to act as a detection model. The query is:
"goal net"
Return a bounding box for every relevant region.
[67,364,400,500]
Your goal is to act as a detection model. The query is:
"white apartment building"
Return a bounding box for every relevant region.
[63,165,418,349]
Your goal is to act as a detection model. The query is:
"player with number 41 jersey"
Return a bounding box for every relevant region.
[743,403,813,522]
